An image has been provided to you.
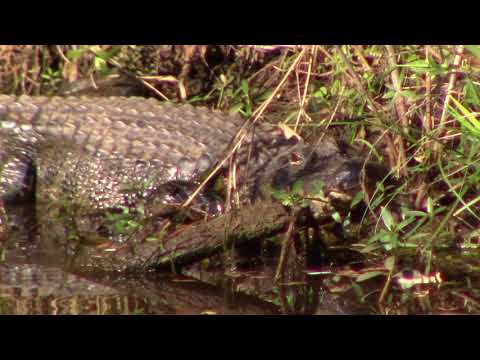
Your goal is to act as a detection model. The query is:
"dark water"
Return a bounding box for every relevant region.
[3,250,479,315]
[1,256,379,315]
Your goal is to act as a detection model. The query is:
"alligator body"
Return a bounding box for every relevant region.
[0,95,384,268]
[0,95,372,210]
[0,95,244,212]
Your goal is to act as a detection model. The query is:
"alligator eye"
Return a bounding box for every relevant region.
[290,152,302,165]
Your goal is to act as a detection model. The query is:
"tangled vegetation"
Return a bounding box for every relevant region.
[2,45,480,313]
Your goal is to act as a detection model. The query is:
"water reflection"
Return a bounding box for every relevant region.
[2,205,480,315]
[0,261,283,315]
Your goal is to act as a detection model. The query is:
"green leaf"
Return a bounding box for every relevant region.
[360,243,382,253]
[382,90,396,100]
[229,103,244,114]
[464,79,480,105]
[270,189,292,206]
[427,197,434,215]
[311,181,325,197]
[356,271,385,282]
[94,49,118,61]
[94,56,107,71]
[397,216,417,231]
[66,47,89,61]
[331,211,342,223]
[376,181,385,192]
[136,202,145,216]
[241,79,249,97]
[350,282,365,300]
[127,220,139,228]
[383,243,395,251]
[367,230,390,244]
[466,45,480,59]
[400,90,419,100]
[258,90,273,101]
[292,179,304,195]
[313,87,328,99]
[351,191,365,207]
[378,231,398,251]
[402,209,428,218]
[401,60,429,68]
[450,96,480,135]
[384,256,395,271]
[381,206,395,231]
[398,59,446,75]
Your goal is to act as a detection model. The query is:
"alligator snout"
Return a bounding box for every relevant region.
[301,158,390,218]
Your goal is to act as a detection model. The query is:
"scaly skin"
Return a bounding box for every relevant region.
[0,95,357,209]
[0,95,243,210]
[0,95,385,252]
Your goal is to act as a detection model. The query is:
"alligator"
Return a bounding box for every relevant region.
[0,95,387,270]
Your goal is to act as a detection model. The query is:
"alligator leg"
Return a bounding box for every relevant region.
[0,147,35,241]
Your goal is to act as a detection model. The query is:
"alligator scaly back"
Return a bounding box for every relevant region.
[0,94,382,215]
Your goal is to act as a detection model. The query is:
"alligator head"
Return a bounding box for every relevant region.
[255,137,390,218]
